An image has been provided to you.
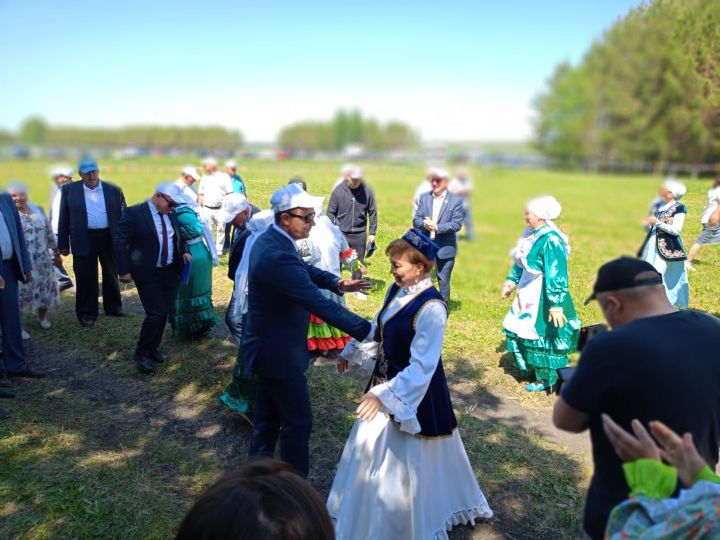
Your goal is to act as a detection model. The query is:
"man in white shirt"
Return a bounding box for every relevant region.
[58,159,126,326]
[48,167,74,290]
[197,157,234,254]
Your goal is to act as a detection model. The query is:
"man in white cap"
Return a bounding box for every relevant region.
[48,166,74,290]
[114,183,191,374]
[327,166,377,289]
[175,166,201,202]
[197,157,234,254]
[245,183,371,477]
[218,193,252,343]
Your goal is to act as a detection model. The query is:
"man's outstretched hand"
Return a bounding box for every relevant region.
[338,279,372,293]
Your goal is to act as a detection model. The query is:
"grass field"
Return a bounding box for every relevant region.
[1,158,719,539]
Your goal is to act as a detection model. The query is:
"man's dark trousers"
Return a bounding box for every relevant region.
[73,228,122,321]
[0,258,26,373]
[134,267,178,356]
[344,231,366,280]
[249,375,313,477]
[436,256,455,302]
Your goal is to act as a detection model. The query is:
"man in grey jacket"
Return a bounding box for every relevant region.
[327,167,377,285]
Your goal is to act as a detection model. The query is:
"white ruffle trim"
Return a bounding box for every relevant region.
[370,383,421,434]
[434,505,494,539]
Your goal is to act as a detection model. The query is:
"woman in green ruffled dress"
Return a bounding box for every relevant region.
[501,195,581,392]
[170,196,220,339]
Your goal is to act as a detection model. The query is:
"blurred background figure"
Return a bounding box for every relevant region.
[175,458,334,540]
[639,178,689,308]
[170,192,220,340]
[198,157,234,255]
[223,160,247,253]
[287,176,307,191]
[327,166,377,296]
[47,166,73,291]
[332,163,354,190]
[8,183,60,333]
[175,165,200,203]
[685,173,720,270]
[412,167,434,215]
[449,167,475,241]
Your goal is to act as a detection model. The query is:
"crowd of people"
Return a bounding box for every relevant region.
[1,158,719,539]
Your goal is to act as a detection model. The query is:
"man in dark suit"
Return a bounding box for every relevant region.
[0,193,45,418]
[114,183,190,374]
[245,184,371,477]
[58,158,126,326]
[413,168,464,302]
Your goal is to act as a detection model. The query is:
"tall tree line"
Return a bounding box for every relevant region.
[278,109,420,152]
[534,0,720,168]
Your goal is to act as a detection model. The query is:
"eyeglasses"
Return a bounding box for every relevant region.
[159,194,176,208]
[285,211,315,224]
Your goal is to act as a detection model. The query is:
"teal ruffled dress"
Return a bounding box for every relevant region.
[170,206,220,338]
[502,225,581,386]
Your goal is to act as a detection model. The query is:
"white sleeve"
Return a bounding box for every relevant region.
[368,300,447,434]
[201,216,219,263]
[656,211,686,236]
[341,318,379,373]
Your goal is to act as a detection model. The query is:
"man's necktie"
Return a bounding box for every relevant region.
[160,215,168,266]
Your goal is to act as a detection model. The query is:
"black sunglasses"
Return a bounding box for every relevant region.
[285,211,315,224]
[159,194,176,208]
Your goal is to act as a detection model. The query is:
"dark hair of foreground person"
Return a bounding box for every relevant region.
[175,458,335,540]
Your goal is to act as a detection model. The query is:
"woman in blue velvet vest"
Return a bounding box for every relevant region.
[327,229,492,540]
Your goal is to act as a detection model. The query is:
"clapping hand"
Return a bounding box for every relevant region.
[339,279,372,293]
[356,392,381,421]
[601,415,661,462]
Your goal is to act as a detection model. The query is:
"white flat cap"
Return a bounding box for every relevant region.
[155,182,183,204]
[219,193,250,223]
[202,157,217,167]
[181,166,201,181]
[349,166,363,179]
[52,166,74,179]
[225,160,237,169]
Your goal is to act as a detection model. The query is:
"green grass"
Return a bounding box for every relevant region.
[1,158,719,538]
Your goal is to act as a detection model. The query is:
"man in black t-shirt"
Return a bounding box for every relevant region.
[553,257,720,540]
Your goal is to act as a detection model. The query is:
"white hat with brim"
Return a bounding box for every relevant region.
[219,193,250,223]
[349,167,363,179]
[270,183,317,213]
[181,166,201,181]
[155,182,183,205]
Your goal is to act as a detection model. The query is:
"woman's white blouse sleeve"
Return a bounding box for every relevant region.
[369,300,447,434]
[655,211,686,236]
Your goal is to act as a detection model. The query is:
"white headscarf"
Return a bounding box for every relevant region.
[232,209,275,317]
[663,178,687,200]
[524,195,570,256]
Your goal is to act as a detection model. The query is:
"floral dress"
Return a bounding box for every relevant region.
[18,210,60,313]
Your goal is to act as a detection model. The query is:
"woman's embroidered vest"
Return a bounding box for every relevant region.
[655,203,687,261]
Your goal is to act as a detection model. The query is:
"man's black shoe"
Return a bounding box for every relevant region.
[7,368,46,379]
[149,350,168,364]
[79,318,95,327]
[134,354,156,374]
[0,390,15,399]
[0,406,10,420]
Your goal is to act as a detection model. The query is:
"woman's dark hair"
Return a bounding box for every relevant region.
[175,459,334,540]
[288,176,307,191]
[385,238,434,273]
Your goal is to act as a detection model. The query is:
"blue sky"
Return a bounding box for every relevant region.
[0,0,642,142]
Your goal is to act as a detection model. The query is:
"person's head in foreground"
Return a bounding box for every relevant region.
[175,458,334,540]
[585,257,672,329]
[152,183,182,215]
[525,195,562,229]
[78,158,100,189]
[270,183,316,240]
[386,229,438,289]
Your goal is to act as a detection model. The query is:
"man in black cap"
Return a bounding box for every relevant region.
[552,257,720,540]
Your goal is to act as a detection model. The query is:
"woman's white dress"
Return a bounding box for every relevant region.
[327,278,493,539]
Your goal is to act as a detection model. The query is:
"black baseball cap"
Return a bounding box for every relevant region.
[585,257,663,305]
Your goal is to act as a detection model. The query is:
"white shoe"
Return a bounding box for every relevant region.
[354,292,368,301]
[21,329,31,340]
[39,319,51,329]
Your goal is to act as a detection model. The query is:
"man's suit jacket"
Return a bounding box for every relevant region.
[57,180,126,256]
[0,193,32,282]
[114,202,187,282]
[243,226,371,379]
[412,191,464,259]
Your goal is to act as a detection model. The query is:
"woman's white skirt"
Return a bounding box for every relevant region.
[327,414,493,540]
